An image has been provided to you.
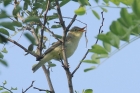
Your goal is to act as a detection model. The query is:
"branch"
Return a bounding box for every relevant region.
[38,0,50,56]
[0,85,13,93]
[22,81,34,93]
[72,12,105,76]
[7,38,38,57]
[71,49,89,76]
[66,14,77,32]
[95,11,104,44]
[33,87,51,92]
[55,0,66,30]
[42,65,55,93]
[55,1,74,93]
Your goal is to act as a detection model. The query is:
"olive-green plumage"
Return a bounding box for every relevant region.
[32,26,85,72]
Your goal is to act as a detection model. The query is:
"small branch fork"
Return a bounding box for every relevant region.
[22,81,35,93]
[0,85,13,93]
[72,11,105,76]
[38,0,50,56]
[21,81,52,93]
[54,0,80,93]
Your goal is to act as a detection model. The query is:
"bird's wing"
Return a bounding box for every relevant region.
[43,41,62,56]
[43,36,72,56]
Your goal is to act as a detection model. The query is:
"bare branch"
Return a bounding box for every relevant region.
[66,14,77,31]
[95,11,104,44]
[42,65,55,93]
[0,85,13,93]
[39,0,50,56]
[72,11,105,76]
[55,1,74,93]
[7,38,38,57]
[55,0,66,30]
[71,49,89,76]
[22,81,35,93]
[33,87,51,92]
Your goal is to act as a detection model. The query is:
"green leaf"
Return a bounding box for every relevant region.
[84,66,96,72]
[13,6,21,16]
[83,54,106,64]
[120,8,132,27]
[24,33,36,45]
[0,34,7,43]
[110,0,120,5]
[0,28,9,36]
[95,0,99,3]
[33,3,42,10]
[0,87,3,90]
[0,22,15,31]
[47,13,58,21]
[49,63,56,67]
[53,34,62,39]
[103,0,110,3]
[84,89,93,93]
[101,7,108,12]
[3,80,7,85]
[2,48,8,53]
[131,25,140,35]
[89,44,108,54]
[83,59,99,64]
[120,0,133,5]
[110,21,130,42]
[3,0,12,6]
[51,25,62,28]
[0,59,8,66]
[24,16,40,23]
[74,7,86,15]
[60,0,70,7]
[0,52,4,58]
[132,0,140,18]
[106,32,120,48]
[12,21,22,27]
[78,0,90,6]
[1,91,9,93]
[0,10,9,19]
[92,10,100,19]
[103,42,111,52]
[23,2,28,10]
[96,54,108,59]
[11,87,17,90]
[28,44,34,51]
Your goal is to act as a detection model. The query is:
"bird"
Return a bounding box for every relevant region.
[32,26,86,72]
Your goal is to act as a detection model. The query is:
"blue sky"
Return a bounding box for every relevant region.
[1,0,140,93]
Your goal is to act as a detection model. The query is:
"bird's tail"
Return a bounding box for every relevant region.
[32,62,43,73]
[32,54,53,72]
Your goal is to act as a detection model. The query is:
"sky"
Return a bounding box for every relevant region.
[1,0,140,93]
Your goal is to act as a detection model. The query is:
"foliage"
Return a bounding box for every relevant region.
[83,0,140,71]
[0,80,17,93]
[0,0,140,93]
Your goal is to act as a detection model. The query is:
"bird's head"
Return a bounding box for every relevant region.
[69,26,86,37]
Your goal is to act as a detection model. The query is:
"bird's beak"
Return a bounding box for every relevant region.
[78,27,86,32]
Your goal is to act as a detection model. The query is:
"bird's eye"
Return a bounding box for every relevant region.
[74,28,77,31]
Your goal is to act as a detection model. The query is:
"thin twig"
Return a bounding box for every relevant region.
[71,49,89,76]
[72,12,105,76]
[22,81,35,93]
[7,38,38,57]
[0,85,13,93]
[33,87,51,92]
[95,11,104,44]
[39,0,50,56]
[55,0,66,30]
[66,14,77,32]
